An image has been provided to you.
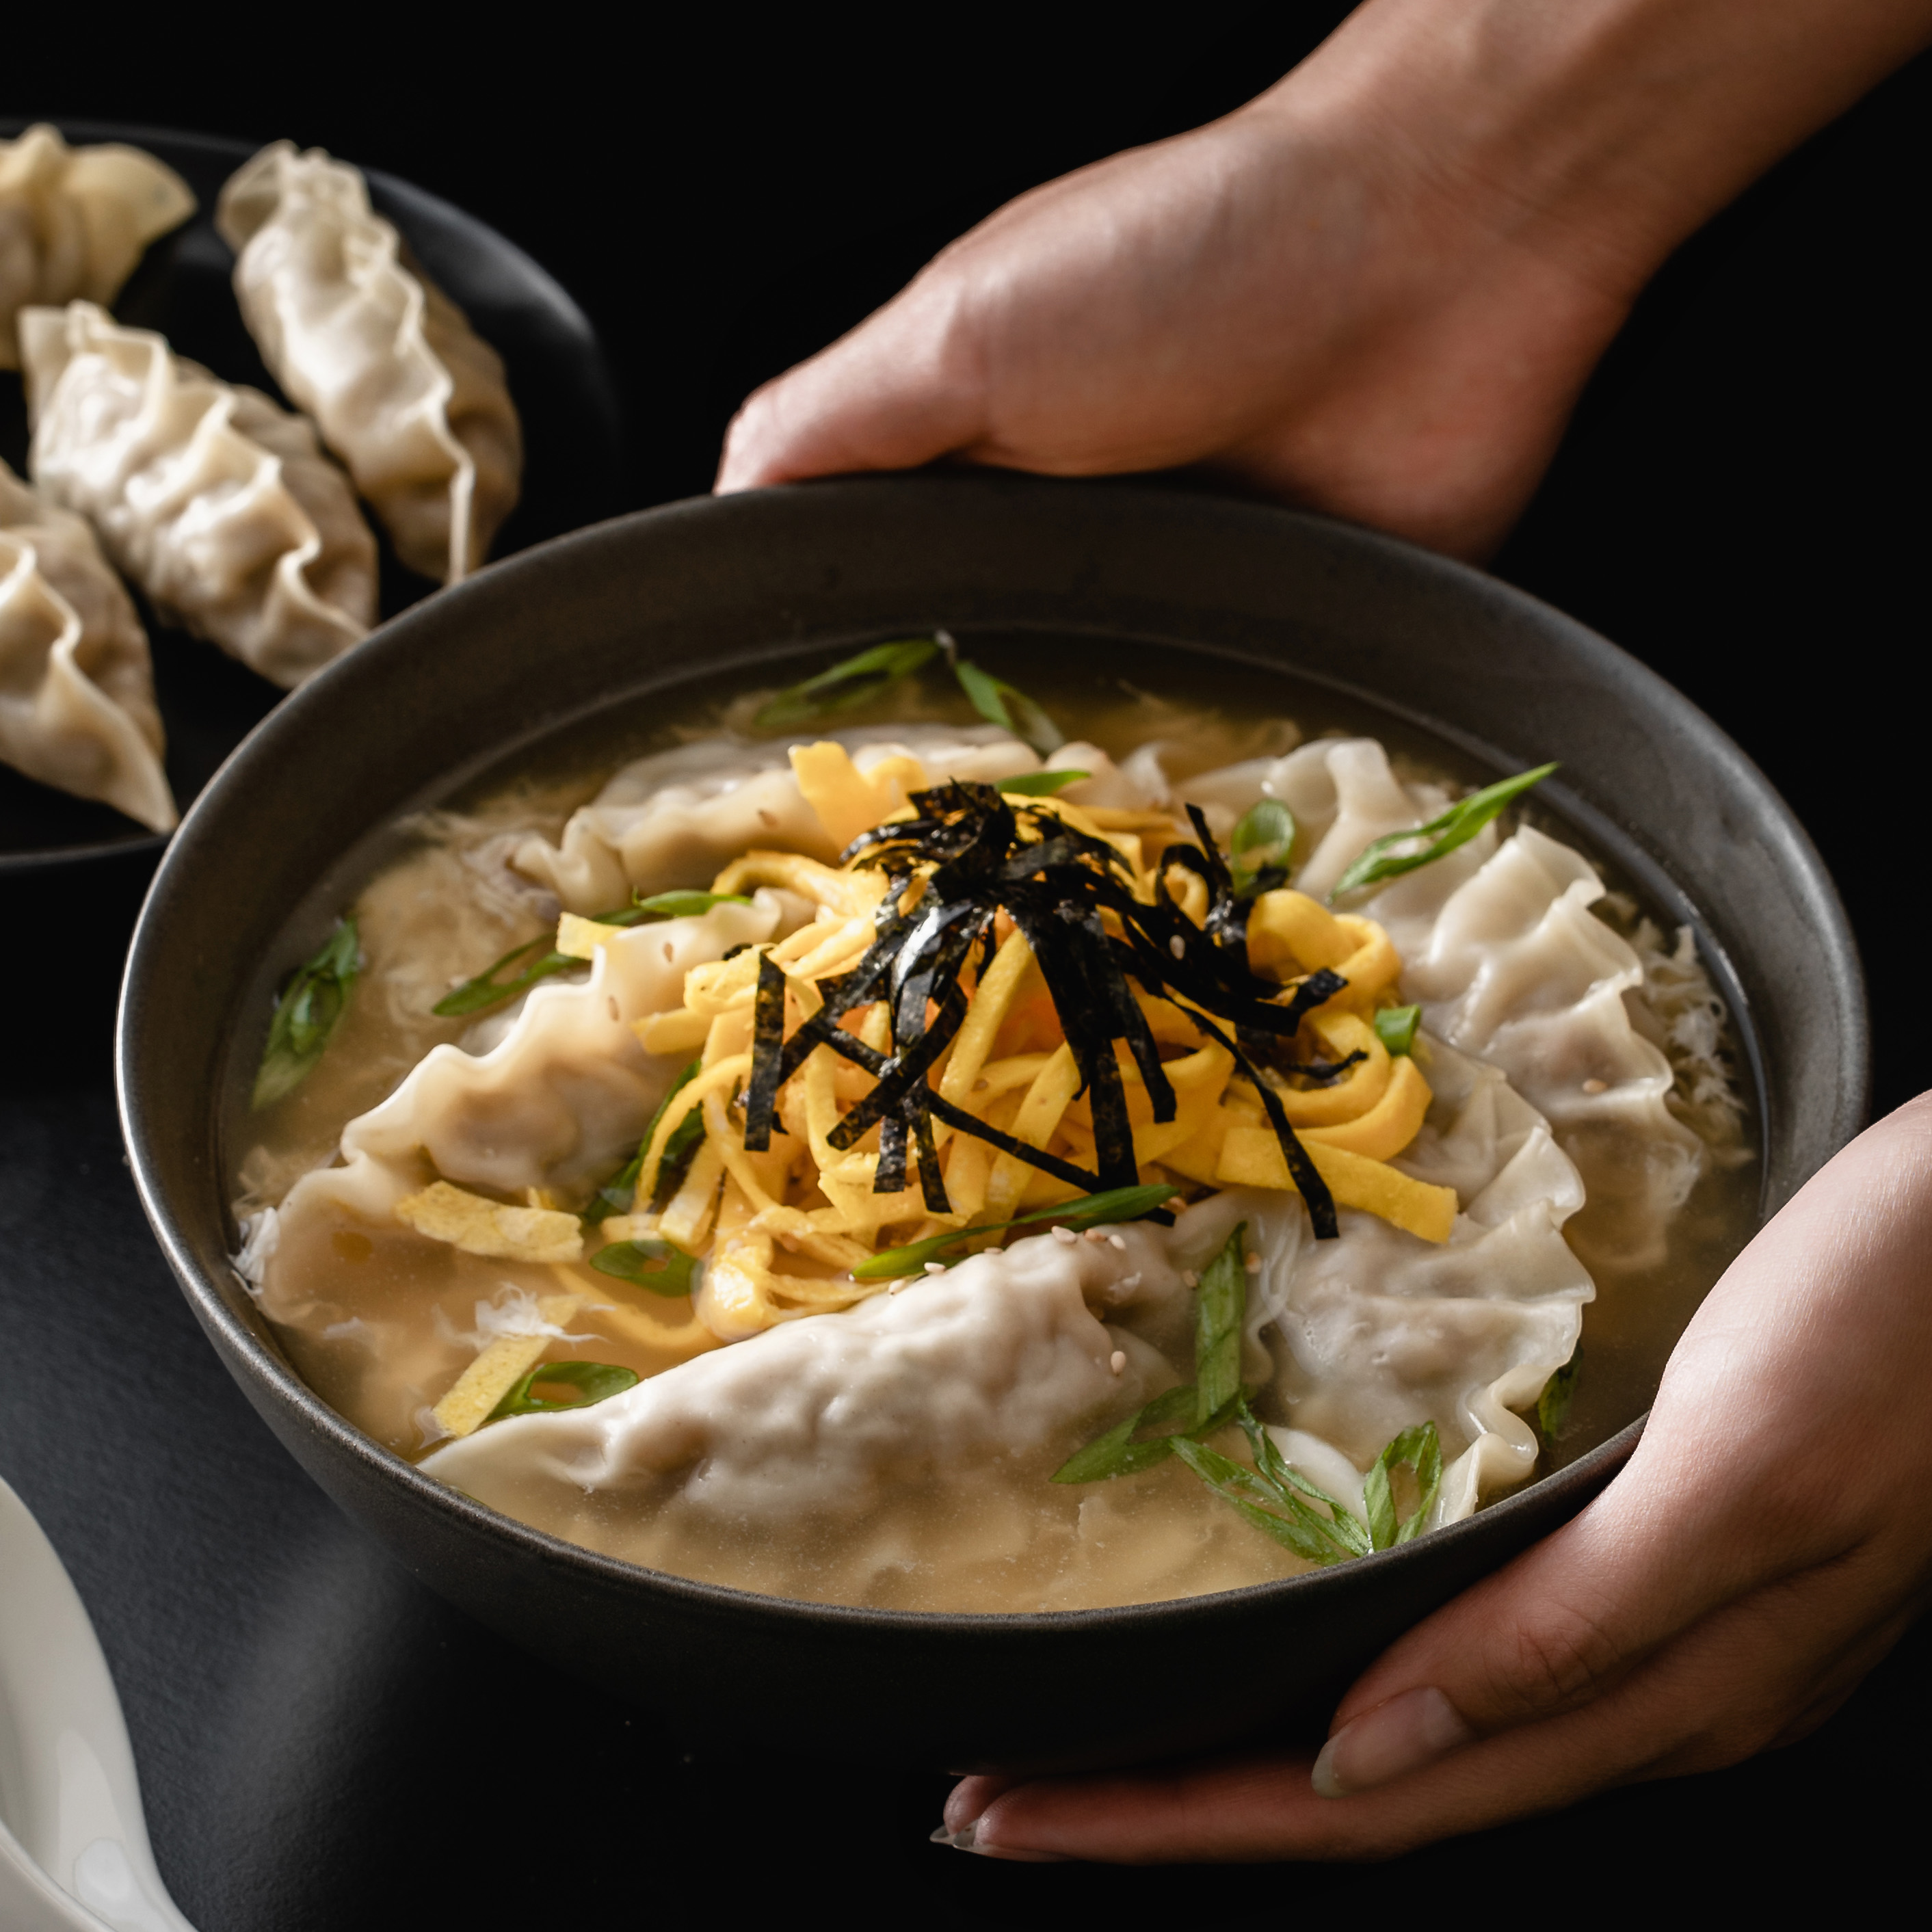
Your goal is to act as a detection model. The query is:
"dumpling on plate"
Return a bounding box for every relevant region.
[19,302,378,689]
[0,124,195,370]
[0,455,174,832]
[216,142,522,585]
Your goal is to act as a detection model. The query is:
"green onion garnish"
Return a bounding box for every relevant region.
[852,1182,1179,1280]
[590,1238,698,1297]
[1374,1004,1421,1056]
[252,916,360,1109]
[1329,763,1557,901]
[1537,1353,1580,1440]
[1053,1221,1445,1561]
[753,639,940,730]
[998,769,1090,797]
[1229,797,1295,893]
[953,659,1064,758]
[486,1359,639,1422]
[434,893,750,1019]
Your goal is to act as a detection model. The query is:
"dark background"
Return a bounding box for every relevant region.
[4,8,1927,1923]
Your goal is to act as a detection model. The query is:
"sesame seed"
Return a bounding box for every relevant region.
[1084,1228,1109,1244]
[924,1262,947,1275]
[1245,1253,1262,1272]
[1169,934,1186,960]
[973,1077,990,1092]
[758,808,778,826]
[1107,1233,1127,1251]
[1051,1226,1078,1245]
[1182,1270,1199,1288]
[1582,1077,1608,1094]
[1109,1350,1127,1375]
[662,941,674,961]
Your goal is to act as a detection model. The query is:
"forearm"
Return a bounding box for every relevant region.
[1266,0,1932,301]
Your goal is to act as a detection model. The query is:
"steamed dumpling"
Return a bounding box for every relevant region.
[512,726,1043,912]
[20,302,377,689]
[0,457,174,831]
[0,124,194,369]
[216,142,522,585]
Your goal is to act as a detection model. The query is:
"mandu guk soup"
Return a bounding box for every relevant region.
[230,644,1756,1613]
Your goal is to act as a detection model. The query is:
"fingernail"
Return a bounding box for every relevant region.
[928,1814,1070,1861]
[1311,1686,1473,1798]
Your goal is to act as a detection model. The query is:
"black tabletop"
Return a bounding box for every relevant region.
[4,18,1929,1924]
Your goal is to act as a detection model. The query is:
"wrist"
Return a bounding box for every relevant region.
[1247,0,1932,303]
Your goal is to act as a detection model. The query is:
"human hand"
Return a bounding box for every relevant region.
[938,1094,1932,1862]
[718,0,1932,560]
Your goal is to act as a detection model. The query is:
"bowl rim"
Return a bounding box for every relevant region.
[116,474,1870,1635]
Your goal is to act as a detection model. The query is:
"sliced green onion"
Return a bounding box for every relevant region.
[1193,1221,1247,1426]
[486,1359,639,1422]
[1374,1004,1421,1056]
[998,769,1090,797]
[753,639,939,730]
[852,1182,1180,1280]
[590,1238,698,1297]
[609,889,752,923]
[435,895,750,1019]
[953,659,1064,758]
[1230,798,1295,892]
[1050,1383,1201,1483]
[253,916,360,1108]
[1537,1354,1580,1440]
[1329,763,1558,901]
[1362,1419,1443,1550]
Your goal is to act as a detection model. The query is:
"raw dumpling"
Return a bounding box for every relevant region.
[216,142,522,585]
[19,302,377,688]
[0,124,194,369]
[0,457,174,830]
[512,726,1042,912]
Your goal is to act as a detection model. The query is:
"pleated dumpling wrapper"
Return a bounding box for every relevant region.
[216,142,522,585]
[0,457,175,832]
[0,124,195,370]
[19,302,378,689]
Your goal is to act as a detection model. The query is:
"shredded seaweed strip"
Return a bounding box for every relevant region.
[744,780,1344,1236]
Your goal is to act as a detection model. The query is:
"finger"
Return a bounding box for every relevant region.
[714,274,990,492]
[954,1554,1919,1862]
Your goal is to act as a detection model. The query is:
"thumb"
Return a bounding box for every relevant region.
[714,272,991,491]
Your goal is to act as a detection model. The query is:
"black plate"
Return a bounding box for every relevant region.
[0,119,624,873]
[118,473,1867,1774]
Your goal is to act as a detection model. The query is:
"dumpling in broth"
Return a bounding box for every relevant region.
[0,124,194,369]
[19,302,377,689]
[216,142,522,585]
[0,456,174,831]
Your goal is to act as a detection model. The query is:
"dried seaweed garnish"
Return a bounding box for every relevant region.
[741,954,789,1150]
[747,780,1345,1235]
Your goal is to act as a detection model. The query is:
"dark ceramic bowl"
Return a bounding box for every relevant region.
[117,475,1867,1771]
